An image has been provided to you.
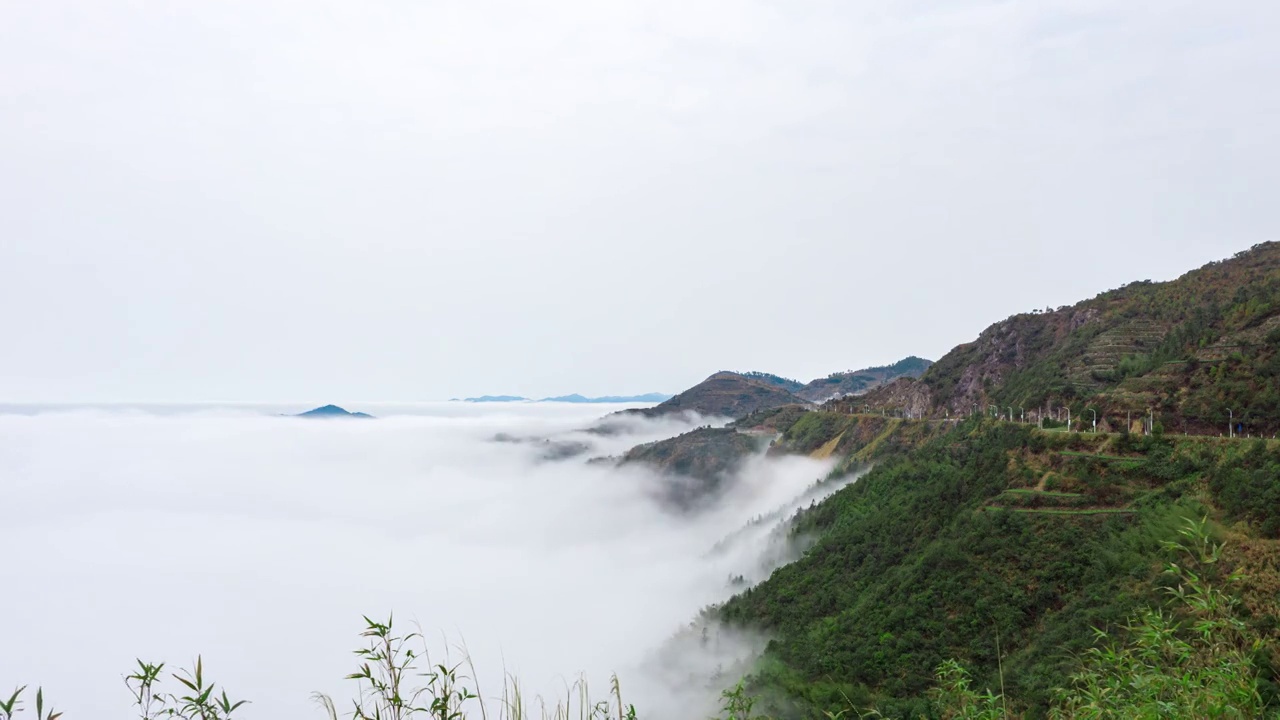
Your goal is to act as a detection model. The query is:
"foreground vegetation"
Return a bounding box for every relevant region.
[715,415,1280,718]
[2,616,638,720]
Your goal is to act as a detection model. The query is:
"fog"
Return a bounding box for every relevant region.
[0,403,842,717]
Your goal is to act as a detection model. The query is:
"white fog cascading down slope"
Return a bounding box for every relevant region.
[0,402,845,718]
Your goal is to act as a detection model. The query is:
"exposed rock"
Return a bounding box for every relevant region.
[833,378,933,419]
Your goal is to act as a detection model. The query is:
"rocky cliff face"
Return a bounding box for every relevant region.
[922,307,1103,414]
[831,377,934,418]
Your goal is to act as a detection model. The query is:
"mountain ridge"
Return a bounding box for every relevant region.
[617,358,933,422]
[846,241,1280,435]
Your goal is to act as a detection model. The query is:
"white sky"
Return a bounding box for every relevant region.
[2,1,1278,401]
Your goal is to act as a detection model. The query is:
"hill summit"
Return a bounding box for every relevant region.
[624,371,809,419]
[293,404,374,419]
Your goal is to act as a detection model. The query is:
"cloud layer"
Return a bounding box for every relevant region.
[0,403,837,717]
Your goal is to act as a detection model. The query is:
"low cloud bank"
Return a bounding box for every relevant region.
[0,403,837,717]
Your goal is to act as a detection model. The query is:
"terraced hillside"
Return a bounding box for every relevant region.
[853,242,1280,435]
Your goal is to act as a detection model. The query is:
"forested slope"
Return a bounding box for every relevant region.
[717,420,1280,717]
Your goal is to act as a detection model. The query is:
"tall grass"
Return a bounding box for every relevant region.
[3,615,634,720]
[927,516,1272,720]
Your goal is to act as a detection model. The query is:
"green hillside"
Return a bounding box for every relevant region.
[708,244,1280,718]
[717,419,1280,718]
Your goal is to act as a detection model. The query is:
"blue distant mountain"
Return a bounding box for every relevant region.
[540,393,673,403]
[293,404,375,419]
[458,393,672,404]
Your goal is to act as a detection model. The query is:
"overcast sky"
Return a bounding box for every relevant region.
[2,1,1278,402]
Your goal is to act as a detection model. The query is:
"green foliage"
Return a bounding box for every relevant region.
[5,658,245,720]
[715,419,1280,717]
[926,518,1273,719]
[322,614,474,720]
[781,413,858,454]
[731,406,811,434]
[929,662,1003,720]
[1047,518,1266,718]
[316,615,637,720]
[5,618,633,720]
[620,427,763,508]
[1208,439,1280,537]
[0,688,61,720]
[742,372,807,394]
[719,682,761,720]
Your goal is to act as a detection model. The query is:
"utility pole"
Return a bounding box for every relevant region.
[1067,407,1072,432]
[1228,409,1233,438]
[1089,409,1097,433]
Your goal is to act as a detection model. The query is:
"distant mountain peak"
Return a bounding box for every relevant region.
[294,404,374,419]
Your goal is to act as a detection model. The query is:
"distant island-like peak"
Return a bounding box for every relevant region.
[293,404,375,419]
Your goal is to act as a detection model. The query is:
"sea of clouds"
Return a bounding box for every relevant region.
[0,402,848,718]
